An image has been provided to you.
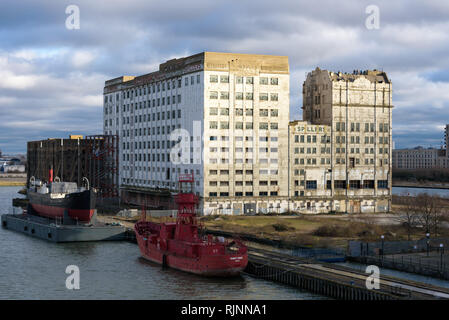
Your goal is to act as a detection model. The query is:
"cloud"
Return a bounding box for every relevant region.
[71,50,95,67]
[0,0,449,153]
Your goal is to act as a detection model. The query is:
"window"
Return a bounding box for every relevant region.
[259,93,268,101]
[220,91,229,100]
[270,93,278,101]
[236,92,243,100]
[210,91,218,99]
[210,107,218,115]
[334,180,346,189]
[363,180,375,189]
[378,180,388,189]
[246,77,253,84]
[245,92,253,100]
[349,180,361,189]
[306,180,317,189]
[259,122,268,130]
[260,77,268,85]
[260,109,269,116]
[210,75,218,83]
[220,122,229,129]
[220,75,229,83]
[210,121,218,129]
[270,77,278,85]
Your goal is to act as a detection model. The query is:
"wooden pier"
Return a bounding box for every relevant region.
[245,247,449,300]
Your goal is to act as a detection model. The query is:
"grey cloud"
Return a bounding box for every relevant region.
[1,0,449,153]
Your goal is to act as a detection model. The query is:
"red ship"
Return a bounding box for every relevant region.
[134,174,248,277]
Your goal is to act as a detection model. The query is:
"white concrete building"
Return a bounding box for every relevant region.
[104,52,290,214]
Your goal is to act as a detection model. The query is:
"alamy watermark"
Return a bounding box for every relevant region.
[65,265,80,290]
[65,5,80,30]
[365,5,380,30]
[365,265,380,290]
[167,121,280,173]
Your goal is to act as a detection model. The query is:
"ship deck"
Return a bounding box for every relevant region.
[1,213,127,242]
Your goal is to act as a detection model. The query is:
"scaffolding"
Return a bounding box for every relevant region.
[26,135,119,200]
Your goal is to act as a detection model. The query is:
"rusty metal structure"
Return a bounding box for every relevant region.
[27,135,119,200]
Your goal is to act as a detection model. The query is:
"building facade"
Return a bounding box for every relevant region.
[104,55,393,214]
[103,52,290,214]
[290,68,393,213]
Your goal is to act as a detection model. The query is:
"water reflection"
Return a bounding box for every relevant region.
[0,186,323,300]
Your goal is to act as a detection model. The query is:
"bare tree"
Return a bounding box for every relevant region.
[432,196,444,236]
[415,193,444,238]
[394,192,419,240]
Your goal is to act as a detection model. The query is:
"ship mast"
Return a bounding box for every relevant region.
[174,173,199,241]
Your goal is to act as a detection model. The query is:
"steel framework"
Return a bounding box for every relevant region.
[26,135,119,199]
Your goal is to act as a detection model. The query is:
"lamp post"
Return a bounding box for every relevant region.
[426,232,430,257]
[381,235,385,259]
[440,244,444,271]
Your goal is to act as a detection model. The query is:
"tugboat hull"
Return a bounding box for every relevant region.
[28,189,95,222]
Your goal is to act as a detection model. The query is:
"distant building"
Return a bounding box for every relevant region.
[392,125,449,170]
[0,158,21,172]
[2,164,25,173]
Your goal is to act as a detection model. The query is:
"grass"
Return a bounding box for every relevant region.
[200,213,449,248]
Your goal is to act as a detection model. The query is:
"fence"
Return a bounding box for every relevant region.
[349,238,449,257]
[356,254,449,280]
[290,247,347,262]
[349,238,449,280]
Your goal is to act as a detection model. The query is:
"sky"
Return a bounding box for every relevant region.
[1,0,449,154]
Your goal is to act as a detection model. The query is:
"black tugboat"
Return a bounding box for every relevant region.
[27,171,96,223]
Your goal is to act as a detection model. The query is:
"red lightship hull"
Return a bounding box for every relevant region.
[135,174,248,277]
[135,221,247,277]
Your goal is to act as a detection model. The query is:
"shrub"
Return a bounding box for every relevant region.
[272,223,294,232]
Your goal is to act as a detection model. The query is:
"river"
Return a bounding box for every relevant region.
[393,186,449,198]
[0,186,325,300]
